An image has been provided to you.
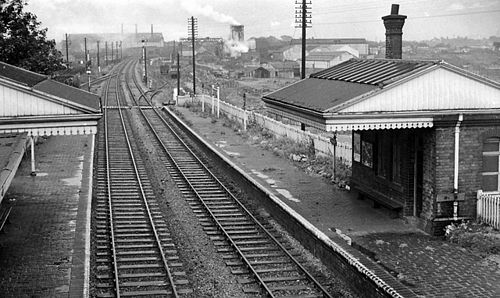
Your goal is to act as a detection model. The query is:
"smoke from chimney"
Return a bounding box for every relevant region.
[226,25,248,57]
[181,1,239,25]
[230,25,244,42]
[382,4,407,59]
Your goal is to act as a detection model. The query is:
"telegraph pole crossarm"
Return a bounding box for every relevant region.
[188,16,198,95]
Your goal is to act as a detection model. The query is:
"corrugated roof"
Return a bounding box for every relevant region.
[0,61,101,112]
[0,62,46,87]
[263,78,378,112]
[311,58,437,86]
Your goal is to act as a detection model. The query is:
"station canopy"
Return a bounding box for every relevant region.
[0,62,102,136]
[263,58,500,132]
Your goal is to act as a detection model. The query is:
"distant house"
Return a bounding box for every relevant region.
[268,61,300,78]
[282,44,318,61]
[290,38,369,56]
[246,66,272,78]
[301,51,356,69]
[309,45,359,58]
[255,67,271,78]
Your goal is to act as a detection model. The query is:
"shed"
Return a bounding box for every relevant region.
[253,67,271,79]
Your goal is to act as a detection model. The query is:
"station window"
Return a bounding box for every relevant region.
[361,140,373,168]
[375,132,401,183]
[482,137,500,192]
[392,135,401,183]
[353,133,361,162]
[377,133,391,178]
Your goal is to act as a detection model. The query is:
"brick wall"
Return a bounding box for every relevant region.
[433,123,500,224]
[421,130,436,222]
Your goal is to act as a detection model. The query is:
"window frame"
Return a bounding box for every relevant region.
[482,137,500,193]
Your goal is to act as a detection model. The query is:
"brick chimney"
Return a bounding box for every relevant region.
[382,4,407,59]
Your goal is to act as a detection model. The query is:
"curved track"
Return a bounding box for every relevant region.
[92,60,190,297]
[125,60,333,298]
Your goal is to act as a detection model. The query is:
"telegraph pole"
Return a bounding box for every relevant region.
[84,37,88,68]
[96,41,100,73]
[65,34,69,65]
[120,41,123,59]
[177,52,180,98]
[105,41,108,65]
[295,0,312,79]
[188,16,198,95]
[115,41,119,61]
[111,41,114,63]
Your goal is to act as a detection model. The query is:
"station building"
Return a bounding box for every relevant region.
[262,5,500,234]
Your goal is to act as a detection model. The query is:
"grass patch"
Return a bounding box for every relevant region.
[445,221,500,257]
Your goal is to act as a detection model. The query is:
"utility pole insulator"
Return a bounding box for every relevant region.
[188,16,198,95]
[295,0,312,79]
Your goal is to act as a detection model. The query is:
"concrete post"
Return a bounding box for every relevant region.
[30,136,36,176]
[211,91,215,115]
[217,86,220,118]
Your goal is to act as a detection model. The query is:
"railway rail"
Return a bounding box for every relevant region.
[92,60,190,297]
[125,60,334,297]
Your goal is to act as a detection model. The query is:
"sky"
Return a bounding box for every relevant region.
[25,0,500,43]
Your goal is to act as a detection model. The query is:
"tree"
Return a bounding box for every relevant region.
[0,0,64,75]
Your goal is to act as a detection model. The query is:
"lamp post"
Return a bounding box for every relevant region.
[86,70,91,92]
[142,39,148,85]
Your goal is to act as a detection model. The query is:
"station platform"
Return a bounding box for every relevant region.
[0,135,93,297]
[176,106,500,297]
[0,133,27,205]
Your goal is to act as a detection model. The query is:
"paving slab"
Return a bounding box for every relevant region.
[0,135,93,297]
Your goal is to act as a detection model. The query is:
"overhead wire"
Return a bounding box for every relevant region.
[315,8,500,26]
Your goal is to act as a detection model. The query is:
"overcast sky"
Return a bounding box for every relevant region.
[26,0,500,42]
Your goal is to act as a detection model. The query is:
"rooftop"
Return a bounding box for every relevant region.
[310,58,437,86]
[0,62,101,112]
[263,58,500,114]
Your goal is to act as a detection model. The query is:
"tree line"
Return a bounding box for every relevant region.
[1,0,64,75]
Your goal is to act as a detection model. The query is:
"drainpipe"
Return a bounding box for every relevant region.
[453,114,463,220]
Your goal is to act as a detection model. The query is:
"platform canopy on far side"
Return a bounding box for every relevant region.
[0,62,102,136]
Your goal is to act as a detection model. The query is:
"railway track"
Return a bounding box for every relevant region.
[92,60,191,297]
[125,61,333,297]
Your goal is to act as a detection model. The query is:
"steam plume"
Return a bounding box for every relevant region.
[181,1,240,25]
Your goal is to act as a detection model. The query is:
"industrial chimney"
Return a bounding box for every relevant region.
[230,25,244,42]
[382,4,407,59]
[151,24,153,37]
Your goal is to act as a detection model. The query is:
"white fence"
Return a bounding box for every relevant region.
[477,190,500,229]
[192,94,352,165]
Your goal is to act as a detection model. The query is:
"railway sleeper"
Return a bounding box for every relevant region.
[118,289,172,297]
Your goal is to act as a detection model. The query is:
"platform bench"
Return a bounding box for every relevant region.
[351,183,403,218]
